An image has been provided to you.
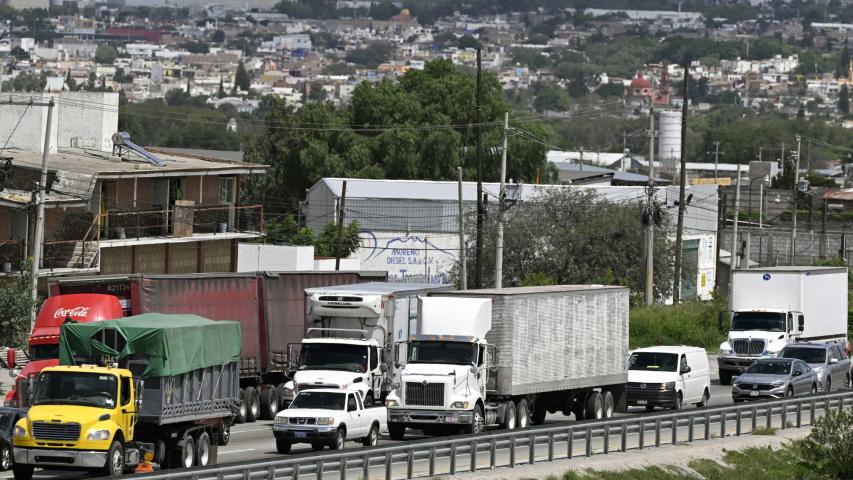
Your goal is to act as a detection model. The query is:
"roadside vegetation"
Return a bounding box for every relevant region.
[629,296,726,351]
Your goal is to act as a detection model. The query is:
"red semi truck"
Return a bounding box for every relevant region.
[6,271,385,436]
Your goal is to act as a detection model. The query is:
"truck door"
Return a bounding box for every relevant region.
[370,346,382,396]
[346,394,363,437]
[119,376,135,440]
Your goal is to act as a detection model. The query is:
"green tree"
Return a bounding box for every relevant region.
[308,81,327,102]
[533,85,571,111]
[212,29,225,43]
[322,63,355,76]
[837,44,850,79]
[840,85,850,114]
[314,221,361,257]
[94,44,117,64]
[797,408,853,479]
[0,263,37,349]
[345,42,392,68]
[217,77,226,98]
[180,41,209,54]
[234,60,251,91]
[265,214,316,245]
[10,46,28,60]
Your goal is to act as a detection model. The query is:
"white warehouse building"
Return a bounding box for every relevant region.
[303,178,719,300]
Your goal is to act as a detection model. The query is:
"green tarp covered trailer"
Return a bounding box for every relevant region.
[59,313,242,424]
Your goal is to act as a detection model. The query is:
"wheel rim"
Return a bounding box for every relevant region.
[251,396,260,417]
[473,409,485,433]
[826,379,831,393]
[596,404,603,419]
[183,442,194,468]
[2,446,10,470]
[269,396,279,414]
[605,401,613,418]
[239,400,247,419]
[337,432,344,449]
[222,426,230,443]
[812,385,817,395]
[519,405,528,428]
[507,410,516,430]
[111,447,123,474]
[198,436,210,466]
[370,428,378,446]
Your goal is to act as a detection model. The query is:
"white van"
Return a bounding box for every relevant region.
[626,346,711,411]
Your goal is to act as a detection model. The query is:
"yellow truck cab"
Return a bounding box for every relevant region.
[12,313,241,480]
[13,365,137,476]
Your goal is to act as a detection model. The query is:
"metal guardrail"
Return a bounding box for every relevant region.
[128,391,853,480]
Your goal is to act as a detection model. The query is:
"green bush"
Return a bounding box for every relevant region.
[629,297,726,351]
[797,409,853,479]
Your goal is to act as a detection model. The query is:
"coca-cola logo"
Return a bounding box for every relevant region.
[54,307,90,319]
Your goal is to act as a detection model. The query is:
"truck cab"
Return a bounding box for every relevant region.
[5,294,123,408]
[287,332,384,406]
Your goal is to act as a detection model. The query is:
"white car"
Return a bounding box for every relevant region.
[273,389,387,453]
[626,346,711,411]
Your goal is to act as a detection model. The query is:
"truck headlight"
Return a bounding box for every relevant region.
[385,399,399,407]
[87,429,111,441]
[316,417,335,425]
[14,425,26,438]
[450,401,470,409]
[665,382,676,390]
[719,349,732,355]
[274,416,288,424]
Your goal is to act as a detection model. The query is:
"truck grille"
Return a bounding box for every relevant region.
[289,417,317,425]
[405,382,444,407]
[297,384,336,392]
[32,422,81,441]
[732,339,765,355]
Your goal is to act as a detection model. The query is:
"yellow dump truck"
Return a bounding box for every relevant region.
[12,313,241,479]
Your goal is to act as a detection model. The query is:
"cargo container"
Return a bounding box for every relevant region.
[8,271,385,432]
[386,286,629,439]
[12,314,241,479]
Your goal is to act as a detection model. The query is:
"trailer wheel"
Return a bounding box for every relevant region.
[260,387,279,420]
[196,432,212,467]
[217,424,231,446]
[11,464,33,480]
[585,391,604,420]
[245,386,260,422]
[516,399,530,429]
[502,402,516,430]
[602,391,615,418]
[531,403,547,425]
[102,440,125,477]
[236,388,249,424]
[179,436,195,469]
[276,383,291,411]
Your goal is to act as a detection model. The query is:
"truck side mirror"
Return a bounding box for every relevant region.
[681,365,691,374]
[286,343,299,373]
[393,343,401,369]
[798,315,805,332]
[134,379,144,410]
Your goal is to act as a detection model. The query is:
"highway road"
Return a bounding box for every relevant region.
[4,378,734,479]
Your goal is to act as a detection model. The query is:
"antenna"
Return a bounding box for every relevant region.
[111,132,165,167]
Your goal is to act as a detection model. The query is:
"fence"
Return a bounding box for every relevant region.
[721,226,853,267]
[128,391,853,480]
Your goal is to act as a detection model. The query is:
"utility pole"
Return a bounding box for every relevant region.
[475,47,484,289]
[790,135,801,265]
[780,142,785,176]
[334,180,347,271]
[19,98,55,329]
[645,108,656,305]
[495,112,508,289]
[458,167,467,289]
[713,140,721,183]
[729,171,742,305]
[673,65,689,303]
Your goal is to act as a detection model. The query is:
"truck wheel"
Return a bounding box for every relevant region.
[330,428,346,450]
[277,383,291,411]
[260,387,279,420]
[217,424,231,446]
[236,388,249,424]
[179,436,196,469]
[245,386,260,422]
[1,443,11,471]
[388,424,406,440]
[503,402,517,430]
[719,371,733,386]
[602,391,615,418]
[464,404,485,434]
[585,392,604,420]
[531,404,547,425]
[11,465,33,480]
[196,432,212,467]
[516,399,530,429]
[362,424,379,447]
[276,439,292,454]
[102,440,125,477]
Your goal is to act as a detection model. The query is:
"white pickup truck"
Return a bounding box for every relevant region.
[273,389,387,453]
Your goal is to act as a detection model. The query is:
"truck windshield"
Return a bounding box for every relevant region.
[298,344,368,372]
[289,391,346,410]
[409,341,477,365]
[780,348,826,364]
[731,312,786,332]
[746,361,792,375]
[628,352,678,372]
[32,371,117,408]
[29,344,59,361]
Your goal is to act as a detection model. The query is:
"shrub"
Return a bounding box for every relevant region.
[629,296,727,350]
[797,408,853,479]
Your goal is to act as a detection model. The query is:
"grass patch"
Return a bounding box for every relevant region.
[750,426,777,436]
[629,297,726,350]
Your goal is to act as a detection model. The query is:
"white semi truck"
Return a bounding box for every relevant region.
[718,267,849,385]
[285,283,450,406]
[385,285,629,439]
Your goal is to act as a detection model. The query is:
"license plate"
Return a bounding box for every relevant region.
[637,400,647,405]
[295,432,307,438]
[750,391,759,397]
[445,417,458,423]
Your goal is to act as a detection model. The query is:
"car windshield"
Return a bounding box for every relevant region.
[409,341,477,365]
[289,391,346,410]
[780,348,826,364]
[298,344,368,372]
[28,344,59,361]
[627,352,678,372]
[32,371,117,408]
[746,361,792,375]
[731,312,786,332]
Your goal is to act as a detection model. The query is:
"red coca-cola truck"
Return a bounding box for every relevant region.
[6,271,385,436]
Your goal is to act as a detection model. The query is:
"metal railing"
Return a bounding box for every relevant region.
[128,391,853,480]
[99,204,264,240]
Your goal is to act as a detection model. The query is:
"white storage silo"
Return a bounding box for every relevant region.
[658,110,682,172]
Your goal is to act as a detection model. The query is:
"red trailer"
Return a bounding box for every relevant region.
[19,271,387,430]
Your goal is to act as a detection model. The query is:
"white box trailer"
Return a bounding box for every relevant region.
[386,285,630,439]
[718,267,849,384]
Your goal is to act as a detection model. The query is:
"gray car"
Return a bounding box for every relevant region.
[779,342,852,393]
[732,358,818,401]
